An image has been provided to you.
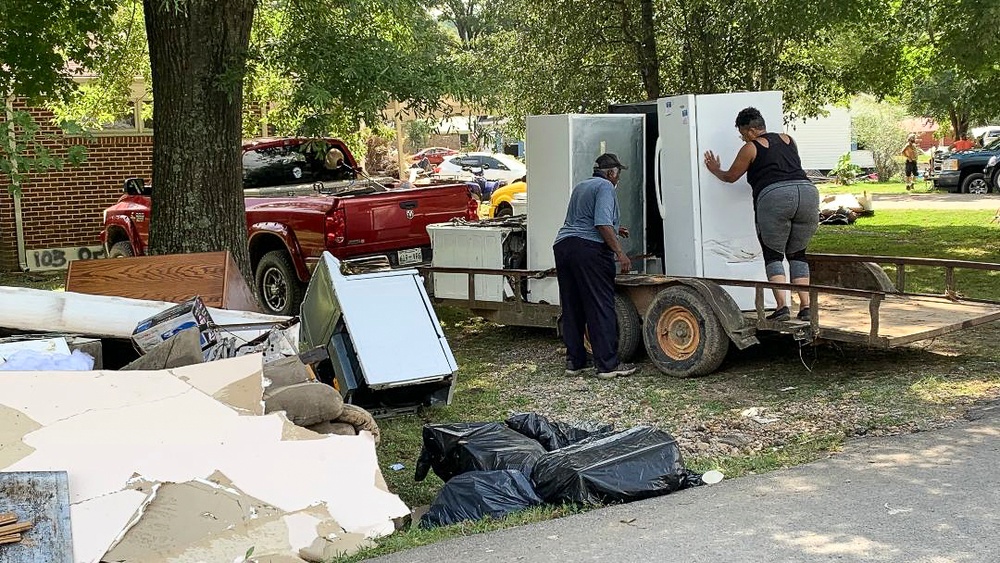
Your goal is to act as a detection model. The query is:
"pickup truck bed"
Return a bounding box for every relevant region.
[102,178,477,315]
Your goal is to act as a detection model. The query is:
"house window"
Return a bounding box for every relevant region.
[89,98,152,136]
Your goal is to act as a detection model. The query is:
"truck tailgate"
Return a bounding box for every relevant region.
[341,185,469,254]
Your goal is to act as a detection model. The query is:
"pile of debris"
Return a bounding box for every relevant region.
[0,250,462,561]
[413,413,717,528]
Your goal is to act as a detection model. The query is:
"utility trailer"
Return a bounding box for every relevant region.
[421,253,1000,378]
[421,92,1000,377]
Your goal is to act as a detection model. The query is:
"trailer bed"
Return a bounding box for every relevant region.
[746,294,1000,348]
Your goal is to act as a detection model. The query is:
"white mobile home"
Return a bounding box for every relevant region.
[784,106,852,172]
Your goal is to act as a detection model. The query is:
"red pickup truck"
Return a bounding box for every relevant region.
[101,137,478,315]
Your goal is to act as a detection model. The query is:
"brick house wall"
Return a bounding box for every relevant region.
[0,101,153,271]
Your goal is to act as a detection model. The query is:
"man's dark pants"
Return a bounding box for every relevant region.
[554,236,619,372]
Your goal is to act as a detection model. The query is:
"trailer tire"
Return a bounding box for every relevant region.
[580,293,643,362]
[643,285,728,378]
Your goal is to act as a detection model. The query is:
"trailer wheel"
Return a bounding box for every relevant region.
[643,285,728,378]
[581,293,643,362]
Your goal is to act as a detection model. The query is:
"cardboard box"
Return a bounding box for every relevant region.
[132,297,219,354]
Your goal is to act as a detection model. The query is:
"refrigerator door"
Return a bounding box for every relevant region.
[693,91,783,309]
[658,94,701,278]
[526,114,645,305]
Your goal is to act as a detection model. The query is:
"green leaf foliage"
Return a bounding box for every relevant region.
[0,0,119,101]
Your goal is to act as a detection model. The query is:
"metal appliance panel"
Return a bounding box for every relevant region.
[526,114,645,305]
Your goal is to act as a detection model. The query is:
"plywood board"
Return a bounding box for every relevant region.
[0,471,73,563]
[65,251,260,312]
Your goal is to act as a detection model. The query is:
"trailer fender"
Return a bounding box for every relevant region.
[616,276,758,350]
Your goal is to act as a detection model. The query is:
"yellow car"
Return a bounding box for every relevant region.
[488,179,526,217]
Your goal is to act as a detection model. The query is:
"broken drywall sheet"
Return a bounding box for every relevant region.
[0,355,408,561]
[0,403,42,469]
[70,489,151,563]
[169,353,265,415]
[103,478,282,561]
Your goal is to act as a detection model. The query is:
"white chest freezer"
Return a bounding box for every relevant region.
[427,220,526,302]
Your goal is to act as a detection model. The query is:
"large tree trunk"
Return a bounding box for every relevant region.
[143,0,256,283]
[637,0,660,99]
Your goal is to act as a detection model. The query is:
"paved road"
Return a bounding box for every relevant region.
[870,193,1000,210]
[373,404,1000,563]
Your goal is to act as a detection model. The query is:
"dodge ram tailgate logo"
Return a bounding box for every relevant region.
[405,209,414,219]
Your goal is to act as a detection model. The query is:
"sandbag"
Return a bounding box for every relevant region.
[414,422,546,482]
[264,382,344,427]
[262,355,313,396]
[531,426,700,505]
[420,470,544,528]
[335,403,381,444]
[306,421,357,436]
[505,412,613,451]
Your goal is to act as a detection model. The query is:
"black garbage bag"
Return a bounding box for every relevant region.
[415,422,547,482]
[531,426,700,505]
[420,470,544,528]
[505,412,614,451]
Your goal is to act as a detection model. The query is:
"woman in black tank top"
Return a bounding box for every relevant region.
[702,107,820,322]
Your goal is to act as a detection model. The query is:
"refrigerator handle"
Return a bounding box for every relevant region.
[654,136,666,219]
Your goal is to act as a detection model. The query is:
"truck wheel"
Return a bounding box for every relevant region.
[108,241,134,258]
[494,203,513,217]
[582,293,643,362]
[962,173,987,194]
[255,250,304,316]
[642,285,728,378]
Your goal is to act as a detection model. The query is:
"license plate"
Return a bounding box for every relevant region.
[397,248,423,265]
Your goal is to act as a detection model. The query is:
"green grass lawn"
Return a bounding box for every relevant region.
[810,209,1000,299]
[2,211,998,563]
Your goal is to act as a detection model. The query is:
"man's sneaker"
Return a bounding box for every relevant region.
[596,363,638,379]
[565,361,594,376]
[766,306,790,321]
[797,307,811,321]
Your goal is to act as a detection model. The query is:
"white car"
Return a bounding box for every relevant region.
[436,152,526,183]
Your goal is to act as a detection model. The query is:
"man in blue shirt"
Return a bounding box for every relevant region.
[554,153,637,379]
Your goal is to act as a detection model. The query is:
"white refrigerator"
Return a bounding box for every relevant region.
[525,114,646,306]
[657,91,784,310]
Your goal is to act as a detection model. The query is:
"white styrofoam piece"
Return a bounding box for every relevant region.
[318,253,457,388]
[0,287,295,346]
[70,489,152,563]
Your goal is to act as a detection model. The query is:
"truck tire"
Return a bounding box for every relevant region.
[108,241,135,258]
[642,285,728,378]
[961,172,988,194]
[581,293,643,362]
[494,203,513,217]
[255,250,304,316]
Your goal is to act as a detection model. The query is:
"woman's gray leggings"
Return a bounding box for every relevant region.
[755,180,820,279]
